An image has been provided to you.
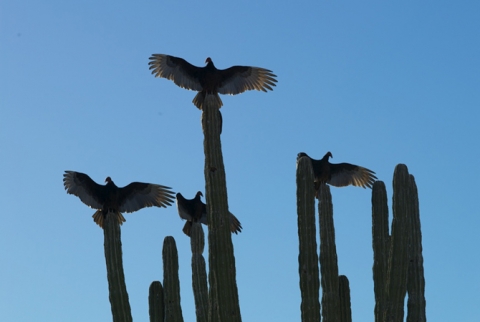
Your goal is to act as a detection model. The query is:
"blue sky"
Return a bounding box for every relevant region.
[1,1,479,321]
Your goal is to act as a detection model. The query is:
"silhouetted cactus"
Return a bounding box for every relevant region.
[338,275,352,322]
[149,281,165,322]
[103,211,133,322]
[318,184,340,322]
[406,176,426,322]
[372,164,426,322]
[191,222,208,322]
[163,236,184,322]
[296,156,321,322]
[201,95,241,322]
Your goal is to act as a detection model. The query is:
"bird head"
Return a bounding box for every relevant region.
[324,152,333,160]
[205,57,212,64]
[105,177,112,183]
[196,191,203,198]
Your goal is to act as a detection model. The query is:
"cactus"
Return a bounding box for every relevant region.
[318,184,340,322]
[149,281,165,322]
[191,222,209,322]
[338,275,352,322]
[103,211,133,322]
[201,95,242,322]
[296,156,321,322]
[163,236,184,322]
[372,164,426,322]
[406,176,426,322]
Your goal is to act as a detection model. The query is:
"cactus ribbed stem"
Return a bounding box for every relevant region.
[149,281,165,322]
[318,184,340,322]
[386,164,410,322]
[372,181,390,322]
[162,236,184,322]
[406,176,426,322]
[296,156,320,322]
[103,211,133,322]
[372,164,425,322]
[202,95,241,322]
[191,222,208,322]
[338,275,352,322]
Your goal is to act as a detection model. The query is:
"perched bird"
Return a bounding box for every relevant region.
[63,171,175,228]
[297,152,377,191]
[175,191,242,237]
[148,54,277,109]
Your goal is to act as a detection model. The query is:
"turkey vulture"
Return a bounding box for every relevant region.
[297,152,377,191]
[176,191,242,237]
[148,54,277,109]
[63,171,175,228]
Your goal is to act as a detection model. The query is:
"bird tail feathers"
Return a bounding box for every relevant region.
[193,92,223,110]
[92,210,126,229]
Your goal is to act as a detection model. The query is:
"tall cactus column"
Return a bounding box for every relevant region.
[318,184,340,322]
[103,211,133,322]
[163,236,184,322]
[201,95,241,322]
[372,164,426,322]
[296,156,321,322]
[191,222,208,322]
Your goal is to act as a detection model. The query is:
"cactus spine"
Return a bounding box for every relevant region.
[190,222,209,322]
[296,156,321,322]
[103,211,133,322]
[149,281,165,322]
[163,236,184,322]
[201,95,241,322]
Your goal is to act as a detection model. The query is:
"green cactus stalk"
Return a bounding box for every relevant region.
[372,164,425,322]
[372,181,390,322]
[103,211,133,322]
[201,95,241,322]
[406,176,426,322]
[386,164,411,321]
[190,222,208,322]
[338,275,352,322]
[162,236,184,322]
[149,281,165,322]
[318,184,340,322]
[296,156,321,322]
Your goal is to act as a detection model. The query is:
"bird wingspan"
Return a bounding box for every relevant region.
[217,66,277,95]
[329,163,377,188]
[118,182,175,213]
[149,54,203,91]
[63,171,104,209]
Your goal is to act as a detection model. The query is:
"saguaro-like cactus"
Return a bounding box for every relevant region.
[163,236,184,322]
[103,211,133,322]
[318,184,340,322]
[296,156,321,322]
[191,222,209,322]
[201,95,241,322]
[149,281,165,322]
[372,164,426,322]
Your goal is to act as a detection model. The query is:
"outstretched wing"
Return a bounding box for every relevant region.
[63,171,105,209]
[149,54,203,91]
[118,182,175,213]
[227,211,243,234]
[217,65,277,95]
[328,163,377,189]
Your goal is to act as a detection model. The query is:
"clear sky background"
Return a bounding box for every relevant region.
[1,1,479,321]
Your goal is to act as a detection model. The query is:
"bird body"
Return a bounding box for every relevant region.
[149,54,277,109]
[297,152,377,190]
[63,171,175,228]
[176,191,242,236]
